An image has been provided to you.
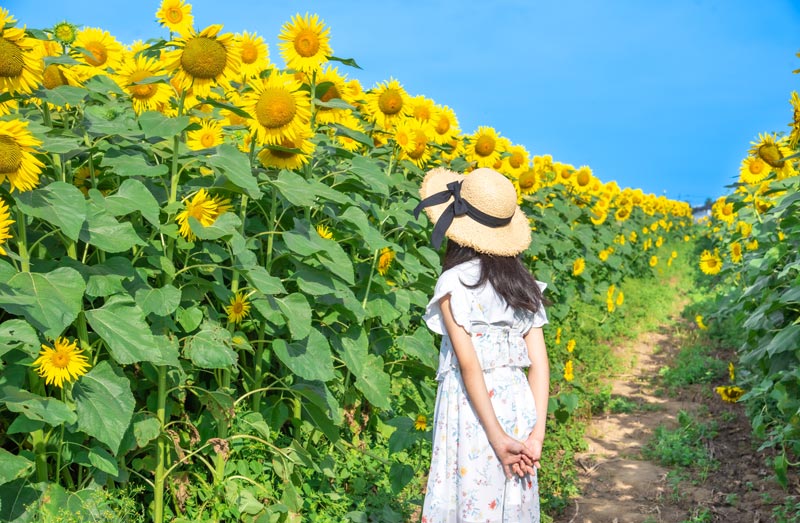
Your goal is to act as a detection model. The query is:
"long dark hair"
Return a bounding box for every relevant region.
[442,241,545,314]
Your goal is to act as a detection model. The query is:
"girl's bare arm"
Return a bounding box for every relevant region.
[524,326,550,468]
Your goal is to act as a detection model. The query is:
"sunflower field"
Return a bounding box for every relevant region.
[0,2,695,521]
[694,60,800,488]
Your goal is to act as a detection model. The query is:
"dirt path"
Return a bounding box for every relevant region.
[555,317,791,523]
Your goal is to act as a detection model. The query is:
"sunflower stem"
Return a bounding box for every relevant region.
[153,365,168,523]
[30,429,48,482]
[251,322,267,413]
[16,208,29,272]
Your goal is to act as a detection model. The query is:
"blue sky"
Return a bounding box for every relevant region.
[8,0,800,207]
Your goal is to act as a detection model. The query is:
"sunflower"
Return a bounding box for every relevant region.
[278,13,332,74]
[649,255,658,267]
[409,95,438,124]
[728,362,735,382]
[515,167,538,196]
[465,126,502,168]
[598,248,611,262]
[0,198,13,256]
[164,25,241,98]
[616,291,624,306]
[316,223,333,240]
[242,71,311,146]
[504,144,529,178]
[186,119,224,151]
[745,238,758,251]
[314,66,351,125]
[566,339,575,353]
[0,119,44,193]
[429,104,460,145]
[695,315,708,330]
[377,247,395,276]
[393,118,433,168]
[699,249,722,275]
[257,126,314,170]
[572,257,585,277]
[32,337,91,388]
[116,54,172,114]
[614,204,633,222]
[563,360,574,382]
[739,156,771,185]
[414,414,428,431]
[156,0,194,36]
[790,91,800,148]
[0,8,43,95]
[364,78,411,131]
[235,31,270,78]
[712,197,735,224]
[175,188,231,241]
[72,27,124,77]
[730,242,742,263]
[225,291,251,324]
[574,166,593,191]
[332,112,367,152]
[749,132,787,169]
[52,20,78,45]
[715,385,744,403]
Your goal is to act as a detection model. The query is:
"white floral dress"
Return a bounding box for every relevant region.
[421,259,548,523]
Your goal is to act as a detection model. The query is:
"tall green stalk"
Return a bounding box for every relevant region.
[153,365,168,523]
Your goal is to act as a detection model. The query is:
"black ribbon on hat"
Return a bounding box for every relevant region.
[413,181,514,249]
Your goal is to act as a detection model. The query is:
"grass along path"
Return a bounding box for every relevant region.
[554,305,789,522]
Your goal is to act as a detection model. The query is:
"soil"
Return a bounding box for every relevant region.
[554,316,798,523]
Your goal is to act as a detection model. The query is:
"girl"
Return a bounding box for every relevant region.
[414,167,550,522]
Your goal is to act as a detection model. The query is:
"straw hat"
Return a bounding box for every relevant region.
[415,167,531,256]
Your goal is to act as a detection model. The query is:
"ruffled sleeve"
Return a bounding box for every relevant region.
[522,280,549,332]
[423,267,474,335]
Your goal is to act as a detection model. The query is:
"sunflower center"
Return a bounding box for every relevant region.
[758,143,784,168]
[51,351,70,369]
[319,84,340,103]
[241,42,259,64]
[83,41,109,67]
[414,106,430,121]
[54,24,77,43]
[200,132,216,148]
[0,38,24,78]
[475,135,495,157]
[293,28,321,57]
[509,152,524,169]
[232,301,244,314]
[577,170,591,186]
[749,158,766,174]
[272,139,298,159]
[519,170,536,189]
[166,7,184,23]
[181,37,228,79]
[129,70,157,99]
[408,132,427,159]
[42,64,69,89]
[0,136,22,174]
[436,116,450,135]
[255,88,297,128]
[378,89,403,115]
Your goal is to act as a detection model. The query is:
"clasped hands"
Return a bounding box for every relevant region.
[491,432,543,479]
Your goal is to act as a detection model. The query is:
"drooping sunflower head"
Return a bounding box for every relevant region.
[0,119,44,193]
[0,197,13,256]
[563,360,574,382]
[256,125,315,171]
[316,223,333,240]
[364,78,411,131]
[32,337,91,388]
[649,255,658,267]
[278,13,332,74]
[0,8,43,95]
[115,54,172,114]
[165,24,241,98]
[156,0,194,36]
[236,31,270,78]
[225,291,251,324]
[572,257,585,277]
[242,71,312,146]
[72,27,125,76]
[749,133,785,169]
[699,249,722,275]
[730,241,742,263]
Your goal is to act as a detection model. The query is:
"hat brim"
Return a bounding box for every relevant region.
[419,167,531,256]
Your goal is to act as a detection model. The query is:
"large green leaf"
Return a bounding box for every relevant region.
[207,144,261,198]
[337,328,391,409]
[244,266,285,295]
[189,212,242,241]
[0,449,33,486]
[274,293,312,340]
[137,111,191,139]
[348,156,389,196]
[84,296,179,366]
[0,268,85,339]
[38,85,87,106]
[273,328,334,382]
[79,200,147,253]
[0,386,77,426]
[15,182,87,241]
[73,361,134,454]
[100,147,169,177]
[101,179,161,225]
[79,257,136,298]
[0,320,39,359]
[396,328,438,370]
[136,284,181,316]
[283,220,355,284]
[340,206,389,251]
[0,479,44,523]
[269,169,316,206]
[184,321,237,369]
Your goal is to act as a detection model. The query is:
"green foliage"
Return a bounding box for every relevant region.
[658,344,727,390]
[643,410,718,470]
